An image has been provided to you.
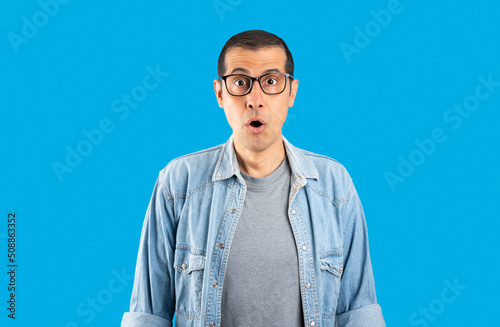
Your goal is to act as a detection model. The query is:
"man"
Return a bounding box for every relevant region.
[121,30,385,327]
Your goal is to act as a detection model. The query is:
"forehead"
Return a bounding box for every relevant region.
[224,46,287,75]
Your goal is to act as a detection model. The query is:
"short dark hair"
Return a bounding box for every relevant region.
[217,30,294,77]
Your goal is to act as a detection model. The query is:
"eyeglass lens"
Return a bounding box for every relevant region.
[226,74,287,95]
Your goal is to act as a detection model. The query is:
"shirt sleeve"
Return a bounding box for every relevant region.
[335,181,386,327]
[121,172,177,327]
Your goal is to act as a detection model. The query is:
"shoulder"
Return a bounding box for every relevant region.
[158,143,225,195]
[297,147,355,203]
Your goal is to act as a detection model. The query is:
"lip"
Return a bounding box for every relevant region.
[245,117,267,134]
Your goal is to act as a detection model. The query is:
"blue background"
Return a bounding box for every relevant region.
[1,0,499,326]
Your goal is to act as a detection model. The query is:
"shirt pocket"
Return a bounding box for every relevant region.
[319,249,343,319]
[174,246,206,319]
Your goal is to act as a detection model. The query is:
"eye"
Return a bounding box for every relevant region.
[265,77,278,85]
[233,79,247,87]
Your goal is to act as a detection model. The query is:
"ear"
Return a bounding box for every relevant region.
[214,79,224,108]
[288,79,299,108]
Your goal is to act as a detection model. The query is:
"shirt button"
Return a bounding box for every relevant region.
[231,208,236,214]
[213,282,218,288]
[291,209,296,215]
[181,263,187,269]
[302,245,307,251]
[305,283,311,289]
[219,243,225,249]
[310,321,316,326]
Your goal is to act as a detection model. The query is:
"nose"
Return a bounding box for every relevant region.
[246,80,264,110]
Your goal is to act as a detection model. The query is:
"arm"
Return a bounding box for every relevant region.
[121,172,177,327]
[335,181,385,327]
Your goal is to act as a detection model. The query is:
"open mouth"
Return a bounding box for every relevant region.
[250,120,263,128]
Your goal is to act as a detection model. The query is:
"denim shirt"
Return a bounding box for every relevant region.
[121,134,386,327]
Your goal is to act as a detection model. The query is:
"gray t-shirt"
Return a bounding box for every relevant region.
[220,155,304,327]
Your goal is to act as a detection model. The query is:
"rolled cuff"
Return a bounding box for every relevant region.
[121,312,173,327]
[335,303,385,327]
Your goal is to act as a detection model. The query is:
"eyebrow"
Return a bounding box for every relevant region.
[229,67,282,75]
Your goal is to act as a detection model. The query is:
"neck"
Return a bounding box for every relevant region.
[234,136,286,178]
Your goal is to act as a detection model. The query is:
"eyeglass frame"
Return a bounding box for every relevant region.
[218,72,294,96]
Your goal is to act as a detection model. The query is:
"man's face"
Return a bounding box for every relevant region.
[214,46,299,154]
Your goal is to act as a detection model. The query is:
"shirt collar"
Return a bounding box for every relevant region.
[212,134,319,186]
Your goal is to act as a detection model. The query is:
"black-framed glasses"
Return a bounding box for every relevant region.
[219,72,293,96]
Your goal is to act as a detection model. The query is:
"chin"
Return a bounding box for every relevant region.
[242,137,270,152]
